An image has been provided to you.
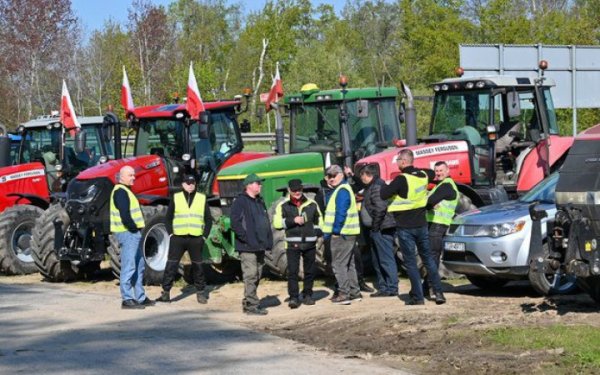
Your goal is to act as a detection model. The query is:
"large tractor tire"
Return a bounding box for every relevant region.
[108,205,173,286]
[528,244,578,296]
[576,276,600,305]
[31,203,79,282]
[0,205,44,275]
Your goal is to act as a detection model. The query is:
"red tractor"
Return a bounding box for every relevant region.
[32,97,270,283]
[356,63,573,210]
[0,114,118,275]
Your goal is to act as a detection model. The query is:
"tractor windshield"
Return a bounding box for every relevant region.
[135,119,188,158]
[289,98,401,157]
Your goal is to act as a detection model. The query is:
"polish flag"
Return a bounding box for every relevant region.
[186,62,205,120]
[60,80,80,137]
[121,66,135,112]
[265,63,283,112]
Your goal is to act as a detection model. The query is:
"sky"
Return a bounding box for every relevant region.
[71,0,345,36]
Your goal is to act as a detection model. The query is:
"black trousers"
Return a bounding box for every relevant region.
[423,223,448,292]
[162,235,206,292]
[286,245,316,299]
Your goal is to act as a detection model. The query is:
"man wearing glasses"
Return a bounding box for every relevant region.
[322,165,361,305]
[231,173,273,315]
[156,174,212,304]
[273,179,322,309]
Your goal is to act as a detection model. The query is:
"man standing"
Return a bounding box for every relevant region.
[380,149,446,305]
[230,173,273,315]
[110,165,154,309]
[156,174,213,304]
[359,165,398,297]
[322,165,361,305]
[423,161,458,297]
[273,179,322,309]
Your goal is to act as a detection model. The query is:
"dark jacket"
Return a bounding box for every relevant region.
[362,177,396,232]
[380,166,434,228]
[273,195,322,250]
[426,180,458,209]
[165,190,213,237]
[230,192,273,252]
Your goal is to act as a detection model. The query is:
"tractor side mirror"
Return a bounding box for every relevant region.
[240,119,251,133]
[507,91,521,118]
[356,100,369,118]
[74,130,87,154]
[198,111,211,139]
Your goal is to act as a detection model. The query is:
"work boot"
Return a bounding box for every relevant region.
[288,298,300,309]
[435,292,447,305]
[196,292,208,304]
[359,281,375,293]
[303,295,315,306]
[243,306,268,316]
[156,290,171,303]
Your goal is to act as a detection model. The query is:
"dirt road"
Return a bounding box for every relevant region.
[2,273,599,374]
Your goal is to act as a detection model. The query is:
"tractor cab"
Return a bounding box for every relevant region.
[285,83,402,166]
[16,114,116,192]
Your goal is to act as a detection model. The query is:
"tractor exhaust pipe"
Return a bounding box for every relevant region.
[401,82,417,146]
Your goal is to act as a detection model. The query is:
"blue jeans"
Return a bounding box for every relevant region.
[370,229,398,294]
[116,231,146,302]
[397,226,442,301]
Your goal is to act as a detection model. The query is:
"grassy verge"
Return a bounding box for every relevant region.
[485,324,600,373]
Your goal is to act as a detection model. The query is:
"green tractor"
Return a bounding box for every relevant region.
[205,79,408,280]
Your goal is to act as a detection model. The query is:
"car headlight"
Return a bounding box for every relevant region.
[468,220,526,238]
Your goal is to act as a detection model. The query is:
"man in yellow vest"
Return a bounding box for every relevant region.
[380,149,446,305]
[156,174,212,304]
[110,165,153,309]
[423,161,458,298]
[322,164,361,305]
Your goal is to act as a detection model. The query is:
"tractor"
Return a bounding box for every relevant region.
[355,62,574,211]
[0,114,117,275]
[529,123,600,304]
[31,97,271,284]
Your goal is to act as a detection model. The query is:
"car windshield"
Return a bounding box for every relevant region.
[519,173,559,203]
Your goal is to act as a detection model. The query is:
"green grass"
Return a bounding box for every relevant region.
[485,325,600,373]
[243,142,275,152]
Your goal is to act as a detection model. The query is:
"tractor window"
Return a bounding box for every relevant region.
[543,88,560,135]
[63,126,109,170]
[135,119,186,158]
[431,91,490,146]
[290,103,340,153]
[19,127,61,164]
[347,98,401,158]
[192,110,241,161]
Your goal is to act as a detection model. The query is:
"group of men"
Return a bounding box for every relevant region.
[110,147,459,315]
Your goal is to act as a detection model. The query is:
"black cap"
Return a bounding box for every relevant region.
[288,179,303,191]
[183,174,196,184]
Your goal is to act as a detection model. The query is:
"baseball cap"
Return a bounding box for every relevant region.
[288,179,303,191]
[183,174,196,184]
[243,173,264,186]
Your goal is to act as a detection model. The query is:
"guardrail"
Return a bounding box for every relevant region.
[241,133,289,142]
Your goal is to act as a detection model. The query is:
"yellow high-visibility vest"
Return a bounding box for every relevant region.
[387,173,428,212]
[323,184,360,235]
[110,184,145,233]
[426,178,459,225]
[172,191,206,236]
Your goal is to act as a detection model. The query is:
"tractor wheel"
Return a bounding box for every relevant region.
[108,205,174,286]
[265,197,289,278]
[456,192,478,215]
[528,244,578,296]
[0,205,44,275]
[31,203,79,282]
[576,276,600,305]
[466,275,509,290]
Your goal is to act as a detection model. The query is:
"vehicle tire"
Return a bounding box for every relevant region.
[466,275,509,290]
[0,205,44,275]
[576,276,600,305]
[456,193,478,215]
[107,205,175,286]
[31,203,79,282]
[265,197,289,278]
[528,244,578,296]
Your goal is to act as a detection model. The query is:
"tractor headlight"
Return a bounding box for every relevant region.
[70,184,100,204]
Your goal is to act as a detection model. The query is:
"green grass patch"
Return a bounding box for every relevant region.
[485,325,600,373]
[243,142,275,152]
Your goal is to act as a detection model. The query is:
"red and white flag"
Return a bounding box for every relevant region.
[265,63,284,112]
[121,66,135,112]
[186,62,205,120]
[60,80,80,136]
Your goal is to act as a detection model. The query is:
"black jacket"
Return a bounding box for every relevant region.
[230,192,273,252]
[362,177,396,232]
[380,166,434,228]
[273,195,322,250]
[165,190,213,237]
